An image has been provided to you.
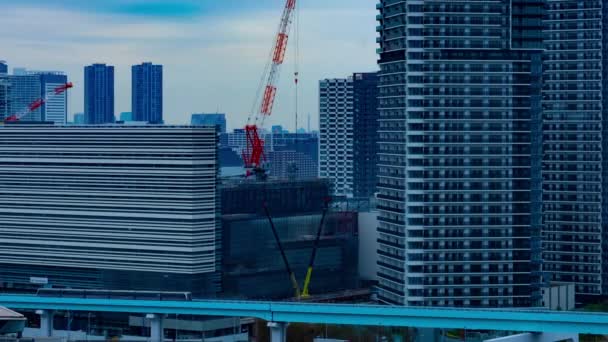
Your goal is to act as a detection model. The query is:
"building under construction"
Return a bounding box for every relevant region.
[220,178,359,299]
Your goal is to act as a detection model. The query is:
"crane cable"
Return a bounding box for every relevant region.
[294,1,300,135]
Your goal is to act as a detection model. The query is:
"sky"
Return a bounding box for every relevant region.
[0,0,378,131]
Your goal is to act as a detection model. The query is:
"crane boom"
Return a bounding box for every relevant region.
[4,82,73,123]
[243,0,297,171]
[301,197,331,298]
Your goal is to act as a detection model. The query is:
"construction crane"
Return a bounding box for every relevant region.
[3,82,73,123]
[242,0,297,178]
[301,197,331,298]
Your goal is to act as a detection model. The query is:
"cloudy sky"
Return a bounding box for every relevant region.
[0,0,378,130]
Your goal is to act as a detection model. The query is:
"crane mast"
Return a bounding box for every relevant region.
[243,0,297,173]
[4,82,73,123]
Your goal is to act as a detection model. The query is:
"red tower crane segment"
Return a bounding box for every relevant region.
[243,0,297,171]
[4,82,73,123]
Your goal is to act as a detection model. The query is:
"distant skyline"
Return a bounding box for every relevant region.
[0,0,377,131]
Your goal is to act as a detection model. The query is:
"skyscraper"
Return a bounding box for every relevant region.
[319,77,354,198]
[543,0,603,296]
[0,61,7,74]
[375,0,544,307]
[191,113,227,133]
[85,64,114,124]
[352,72,379,199]
[132,62,163,124]
[0,125,220,295]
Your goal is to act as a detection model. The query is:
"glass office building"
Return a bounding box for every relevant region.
[132,62,163,124]
[85,64,114,124]
[375,0,544,307]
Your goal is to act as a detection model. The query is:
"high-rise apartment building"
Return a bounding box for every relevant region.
[192,113,227,133]
[132,62,163,124]
[85,64,114,124]
[543,0,604,296]
[352,72,379,198]
[375,0,544,307]
[319,78,354,198]
[0,125,220,296]
[603,0,608,297]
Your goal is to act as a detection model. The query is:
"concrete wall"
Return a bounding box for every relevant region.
[358,211,379,281]
[542,283,576,311]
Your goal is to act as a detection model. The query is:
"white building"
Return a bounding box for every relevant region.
[319,77,354,198]
[0,125,220,294]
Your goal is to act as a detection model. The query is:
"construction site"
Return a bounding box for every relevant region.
[220,178,360,300]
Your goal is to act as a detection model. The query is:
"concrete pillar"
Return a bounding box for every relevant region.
[35,309,54,337]
[267,322,288,342]
[146,313,164,342]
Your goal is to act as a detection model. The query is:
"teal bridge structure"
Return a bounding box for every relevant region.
[0,295,606,341]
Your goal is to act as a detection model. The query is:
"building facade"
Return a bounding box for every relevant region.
[319,78,354,198]
[0,61,7,120]
[267,150,317,180]
[119,111,133,122]
[542,0,604,297]
[269,132,319,180]
[8,73,42,121]
[73,113,85,124]
[38,72,68,124]
[352,72,379,199]
[85,64,114,124]
[191,113,227,133]
[0,125,220,296]
[375,0,544,307]
[132,62,163,124]
[0,75,8,121]
[220,179,359,299]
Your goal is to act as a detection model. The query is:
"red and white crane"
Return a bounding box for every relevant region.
[242,0,297,176]
[4,82,73,123]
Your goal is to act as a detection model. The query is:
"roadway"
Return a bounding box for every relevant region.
[0,295,607,334]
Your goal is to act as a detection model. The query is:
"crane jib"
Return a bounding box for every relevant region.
[242,0,297,171]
